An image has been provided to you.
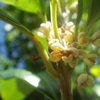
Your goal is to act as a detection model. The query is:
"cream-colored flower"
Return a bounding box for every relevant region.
[64,30,74,43]
[78,49,87,59]
[91,30,100,47]
[69,58,77,68]
[49,51,62,62]
[48,39,59,47]
[78,32,91,47]
[77,73,95,88]
[59,22,75,43]
[49,42,79,65]
[37,21,52,38]
[84,54,98,66]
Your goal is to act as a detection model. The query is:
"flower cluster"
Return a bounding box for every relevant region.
[37,21,99,88]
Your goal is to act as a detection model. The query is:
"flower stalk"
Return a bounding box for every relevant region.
[50,0,61,42]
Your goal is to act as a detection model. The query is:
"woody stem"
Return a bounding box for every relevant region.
[56,61,74,100]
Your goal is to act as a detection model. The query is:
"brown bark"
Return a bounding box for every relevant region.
[55,61,74,100]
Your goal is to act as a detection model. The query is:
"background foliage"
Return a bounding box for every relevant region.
[0,0,100,100]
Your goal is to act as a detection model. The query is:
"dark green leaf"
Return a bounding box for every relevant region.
[85,0,100,33]
[75,0,83,40]
[0,9,31,35]
[0,0,41,13]
[76,0,83,25]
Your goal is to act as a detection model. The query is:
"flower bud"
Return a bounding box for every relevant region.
[91,30,100,47]
[77,74,95,88]
[84,54,98,66]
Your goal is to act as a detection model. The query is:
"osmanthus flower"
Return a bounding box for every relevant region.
[78,32,91,47]
[49,41,87,68]
[77,73,95,88]
[84,54,98,66]
[37,21,54,39]
[58,22,75,43]
[91,30,100,47]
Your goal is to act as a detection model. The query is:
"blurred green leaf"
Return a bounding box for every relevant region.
[38,71,61,100]
[0,78,35,100]
[0,9,31,35]
[76,0,83,26]
[90,66,100,76]
[33,33,48,52]
[0,0,41,13]
[0,69,58,100]
[85,0,100,33]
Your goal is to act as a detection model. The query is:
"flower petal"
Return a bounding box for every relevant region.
[84,54,98,66]
[51,43,65,51]
[49,51,62,62]
[69,58,77,68]
[87,75,95,87]
[62,55,73,63]
[77,74,87,86]
[78,49,87,59]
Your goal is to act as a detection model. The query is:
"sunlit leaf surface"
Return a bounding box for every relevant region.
[0,69,58,100]
[0,0,41,13]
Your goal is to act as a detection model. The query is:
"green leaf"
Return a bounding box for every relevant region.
[0,69,58,100]
[0,0,41,13]
[0,9,31,36]
[85,0,100,34]
[0,78,35,100]
[33,33,48,52]
[75,0,83,40]
[76,0,83,26]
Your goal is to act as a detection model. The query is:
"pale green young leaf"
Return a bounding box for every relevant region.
[33,32,48,52]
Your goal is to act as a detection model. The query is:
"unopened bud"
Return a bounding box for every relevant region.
[91,30,100,47]
[77,73,95,88]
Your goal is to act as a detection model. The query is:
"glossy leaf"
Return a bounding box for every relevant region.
[0,69,58,100]
[0,78,35,100]
[0,0,41,13]
[85,0,100,33]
